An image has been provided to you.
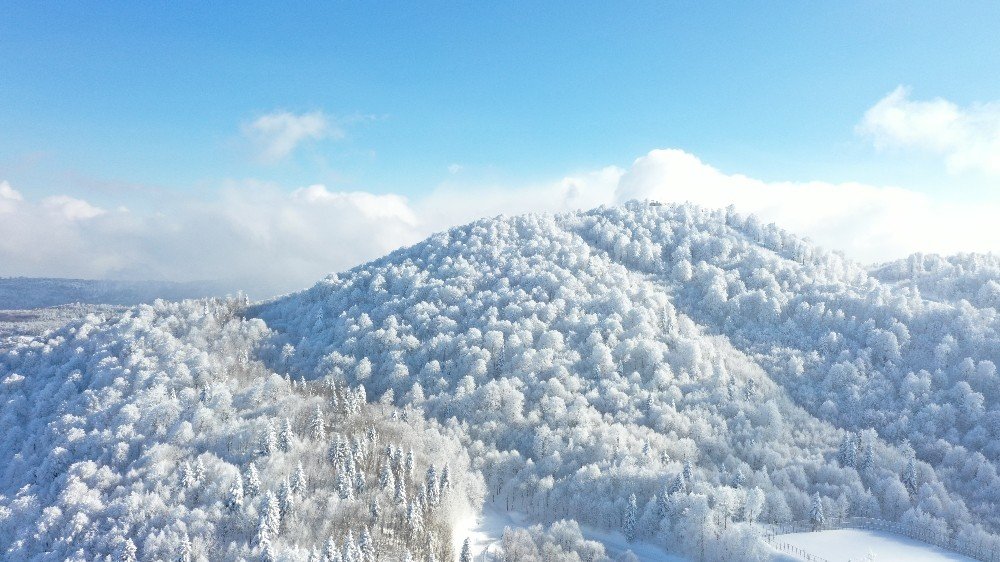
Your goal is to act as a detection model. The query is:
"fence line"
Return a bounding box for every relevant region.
[757,517,996,562]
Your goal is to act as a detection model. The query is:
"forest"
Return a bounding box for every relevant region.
[2,201,998,560]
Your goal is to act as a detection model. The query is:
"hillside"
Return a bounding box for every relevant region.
[2,202,999,561]
[254,202,1000,558]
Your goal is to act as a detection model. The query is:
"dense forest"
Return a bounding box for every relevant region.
[2,202,998,560]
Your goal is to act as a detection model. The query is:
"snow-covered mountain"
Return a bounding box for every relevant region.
[2,202,999,561]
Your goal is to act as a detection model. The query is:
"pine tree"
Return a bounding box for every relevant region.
[426,533,437,562]
[426,464,439,506]
[181,461,197,489]
[623,493,638,542]
[117,538,138,562]
[177,531,192,562]
[261,421,278,456]
[342,530,357,562]
[379,457,395,491]
[292,461,308,495]
[657,483,671,516]
[839,434,858,467]
[354,470,367,495]
[668,473,685,495]
[683,459,693,483]
[226,472,244,512]
[246,462,262,497]
[263,490,282,536]
[338,470,354,500]
[810,492,825,529]
[394,471,407,504]
[193,457,206,484]
[407,500,423,534]
[311,404,326,441]
[257,515,272,548]
[439,463,451,496]
[904,457,919,494]
[279,477,295,517]
[261,539,277,562]
[327,435,342,464]
[279,417,294,453]
[330,384,340,412]
[323,536,339,562]
[359,528,375,562]
[459,538,472,562]
[405,449,415,481]
[732,468,745,488]
[859,438,876,471]
[369,497,380,527]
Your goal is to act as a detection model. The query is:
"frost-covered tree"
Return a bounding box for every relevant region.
[810,493,825,529]
[116,538,137,562]
[246,462,262,497]
[261,421,278,456]
[177,531,192,562]
[623,493,638,542]
[292,461,308,495]
[359,528,374,562]
[226,472,244,512]
[311,404,326,441]
[904,457,919,494]
[380,457,395,492]
[263,490,282,537]
[323,537,339,562]
[338,471,354,500]
[838,434,858,467]
[279,417,294,453]
[459,538,472,562]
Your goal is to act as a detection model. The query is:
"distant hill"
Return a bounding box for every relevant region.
[0,277,230,309]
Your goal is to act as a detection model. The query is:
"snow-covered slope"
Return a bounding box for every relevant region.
[0,298,483,561]
[254,202,1000,559]
[2,202,999,561]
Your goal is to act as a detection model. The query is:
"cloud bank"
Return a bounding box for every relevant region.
[859,86,1000,175]
[3,148,1000,297]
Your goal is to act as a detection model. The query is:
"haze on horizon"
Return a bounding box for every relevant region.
[2,2,999,297]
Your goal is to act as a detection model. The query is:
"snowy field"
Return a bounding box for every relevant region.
[457,501,688,561]
[776,528,979,562]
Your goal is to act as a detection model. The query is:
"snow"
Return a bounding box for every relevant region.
[776,529,979,562]
[456,501,688,561]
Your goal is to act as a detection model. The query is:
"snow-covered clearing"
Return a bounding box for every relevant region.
[776,528,978,562]
[456,500,688,561]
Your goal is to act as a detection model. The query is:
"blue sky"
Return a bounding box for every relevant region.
[1,2,999,292]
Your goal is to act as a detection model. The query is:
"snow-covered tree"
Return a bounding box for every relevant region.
[623,493,638,542]
[310,404,326,441]
[810,493,825,529]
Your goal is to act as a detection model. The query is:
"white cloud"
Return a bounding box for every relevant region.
[41,195,106,220]
[858,86,1000,175]
[243,110,339,163]
[615,149,1000,263]
[0,180,23,202]
[2,148,1000,297]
